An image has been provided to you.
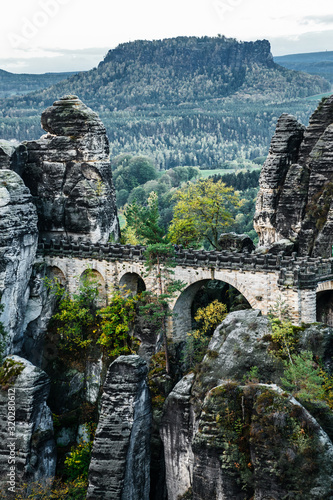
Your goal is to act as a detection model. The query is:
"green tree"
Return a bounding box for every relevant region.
[139,243,183,374]
[124,192,184,373]
[113,155,158,192]
[268,298,298,364]
[129,156,158,185]
[281,351,325,403]
[97,291,138,356]
[127,186,147,206]
[182,300,227,371]
[168,179,240,249]
[47,271,99,352]
[124,192,165,245]
[116,188,129,208]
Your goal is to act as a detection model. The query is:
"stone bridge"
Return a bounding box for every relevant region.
[36,239,333,340]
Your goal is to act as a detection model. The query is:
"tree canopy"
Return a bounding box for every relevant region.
[124,192,165,245]
[168,178,240,249]
[113,155,158,192]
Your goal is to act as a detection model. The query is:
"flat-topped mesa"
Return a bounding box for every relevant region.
[254,94,333,257]
[21,95,120,244]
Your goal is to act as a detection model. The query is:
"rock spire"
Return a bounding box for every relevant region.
[21,95,120,244]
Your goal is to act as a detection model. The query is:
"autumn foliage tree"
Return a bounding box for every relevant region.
[168,178,240,249]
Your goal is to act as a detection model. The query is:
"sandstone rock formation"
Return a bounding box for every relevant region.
[0,356,56,493]
[0,141,16,170]
[160,373,195,500]
[254,113,305,248]
[21,95,120,244]
[254,94,333,257]
[218,232,255,253]
[0,170,38,354]
[161,310,333,500]
[87,355,151,500]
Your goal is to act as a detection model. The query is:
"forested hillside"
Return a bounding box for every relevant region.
[0,36,330,168]
[275,51,333,84]
[0,69,76,99]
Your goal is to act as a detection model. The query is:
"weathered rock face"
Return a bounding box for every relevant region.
[193,309,282,387]
[254,94,333,257]
[160,373,195,500]
[0,141,16,170]
[21,95,120,244]
[87,355,151,500]
[218,232,255,253]
[0,356,56,494]
[0,170,38,354]
[254,113,305,247]
[20,263,58,368]
[160,310,333,500]
[190,383,333,500]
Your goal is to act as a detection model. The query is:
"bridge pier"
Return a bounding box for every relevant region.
[298,289,317,324]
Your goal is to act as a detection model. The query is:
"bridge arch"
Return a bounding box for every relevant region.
[317,281,333,293]
[172,276,252,342]
[80,269,107,306]
[213,270,258,309]
[46,265,66,287]
[317,281,333,326]
[119,272,146,295]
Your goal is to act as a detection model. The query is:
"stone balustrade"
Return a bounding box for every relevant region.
[37,238,333,290]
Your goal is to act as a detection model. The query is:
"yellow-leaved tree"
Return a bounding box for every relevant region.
[168,178,240,249]
[182,300,227,371]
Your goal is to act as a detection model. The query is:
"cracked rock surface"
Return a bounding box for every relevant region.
[254,94,333,257]
[21,95,120,244]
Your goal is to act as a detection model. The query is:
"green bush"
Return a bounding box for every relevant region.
[0,358,24,388]
[5,477,88,499]
[64,441,92,482]
[47,272,99,352]
[281,351,325,403]
[63,423,96,483]
[97,291,138,356]
[182,300,227,371]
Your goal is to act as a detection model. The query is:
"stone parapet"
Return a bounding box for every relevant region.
[37,239,333,289]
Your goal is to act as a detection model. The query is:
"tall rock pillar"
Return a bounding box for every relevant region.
[0,170,38,353]
[21,95,120,244]
[87,355,151,500]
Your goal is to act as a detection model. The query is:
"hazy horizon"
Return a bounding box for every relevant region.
[1,0,333,74]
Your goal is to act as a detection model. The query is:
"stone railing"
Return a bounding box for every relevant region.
[37,239,333,288]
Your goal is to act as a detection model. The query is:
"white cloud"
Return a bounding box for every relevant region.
[299,15,333,26]
[271,29,333,56]
[0,0,333,72]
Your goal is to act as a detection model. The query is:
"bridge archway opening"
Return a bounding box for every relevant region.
[46,266,66,287]
[80,269,107,307]
[119,272,146,296]
[317,290,333,326]
[173,279,251,342]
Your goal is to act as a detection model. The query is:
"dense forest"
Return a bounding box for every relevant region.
[275,51,333,84]
[0,69,76,99]
[0,36,331,168]
[113,155,259,243]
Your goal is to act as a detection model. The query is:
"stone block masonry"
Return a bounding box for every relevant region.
[37,239,333,338]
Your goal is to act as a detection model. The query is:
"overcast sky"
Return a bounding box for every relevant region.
[1,0,333,73]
